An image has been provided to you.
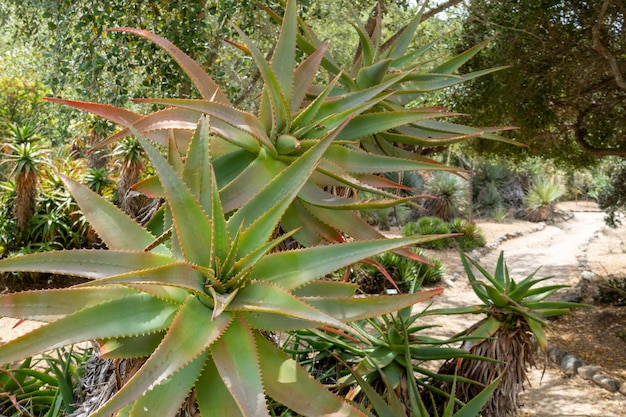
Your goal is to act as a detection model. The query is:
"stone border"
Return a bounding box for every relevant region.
[547,345,626,396]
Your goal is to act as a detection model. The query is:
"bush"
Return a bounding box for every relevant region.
[403,217,486,251]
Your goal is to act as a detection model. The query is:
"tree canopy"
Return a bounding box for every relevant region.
[452,0,626,167]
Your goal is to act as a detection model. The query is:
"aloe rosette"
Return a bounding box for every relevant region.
[0,116,450,416]
[44,0,518,250]
[425,251,589,416]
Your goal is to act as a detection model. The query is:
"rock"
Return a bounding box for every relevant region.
[581,271,594,281]
[592,374,621,392]
[577,365,602,380]
[560,354,585,375]
[561,290,582,303]
[620,382,626,396]
[441,277,455,288]
[547,347,569,364]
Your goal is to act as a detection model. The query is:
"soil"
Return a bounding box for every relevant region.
[1,201,625,416]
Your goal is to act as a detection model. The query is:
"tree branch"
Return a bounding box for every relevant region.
[591,0,626,90]
[422,0,464,21]
[573,107,626,157]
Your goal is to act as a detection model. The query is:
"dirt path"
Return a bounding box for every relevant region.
[421,203,626,416]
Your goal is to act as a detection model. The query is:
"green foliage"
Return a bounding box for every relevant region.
[596,159,626,227]
[286,301,499,417]
[84,167,114,196]
[453,0,626,166]
[353,247,445,294]
[524,175,565,223]
[0,346,90,417]
[0,1,524,415]
[0,115,447,417]
[472,162,508,217]
[403,217,485,251]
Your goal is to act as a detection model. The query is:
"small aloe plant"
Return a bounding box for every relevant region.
[0,117,448,416]
[426,251,588,417]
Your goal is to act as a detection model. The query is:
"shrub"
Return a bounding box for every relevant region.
[403,217,486,251]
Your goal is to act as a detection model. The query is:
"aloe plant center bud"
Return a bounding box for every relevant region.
[276,134,301,155]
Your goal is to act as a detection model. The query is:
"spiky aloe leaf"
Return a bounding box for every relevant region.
[196,357,244,417]
[0,286,136,321]
[250,236,444,290]
[77,263,208,295]
[128,122,213,268]
[133,98,271,151]
[210,316,269,417]
[232,23,289,139]
[255,333,367,417]
[229,281,352,332]
[106,27,229,104]
[0,293,177,365]
[99,332,165,359]
[292,40,330,113]
[271,0,297,107]
[230,120,344,259]
[432,37,494,75]
[91,296,231,417]
[123,352,208,417]
[0,250,176,279]
[61,175,167,254]
[304,288,442,322]
[323,143,453,173]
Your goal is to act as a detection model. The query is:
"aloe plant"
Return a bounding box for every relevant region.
[44,0,518,252]
[425,251,588,417]
[0,117,450,416]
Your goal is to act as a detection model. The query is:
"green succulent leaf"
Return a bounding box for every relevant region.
[99,332,166,359]
[125,352,208,417]
[211,316,269,417]
[0,293,177,365]
[0,250,176,279]
[231,120,344,258]
[230,282,352,332]
[292,40,330,113]
[0,286,137,321]
[250,236,441,290]
[61,175,166,253]
[304,288,442,322]
[256,333,367,417]
[91,296,231,417]
[130,124,214,268]
[106,27,230,104]
[196,357,244,417]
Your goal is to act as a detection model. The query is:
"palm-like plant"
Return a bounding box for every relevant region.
[3,141,49,239]
[112,137,145,217]
[525,175,564,221]
[0,117,447,416]
[425,251,588,417]
[84,166,114,196]
[423,172,467,221]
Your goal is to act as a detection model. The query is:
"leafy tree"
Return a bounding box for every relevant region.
[452,0,626,167]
